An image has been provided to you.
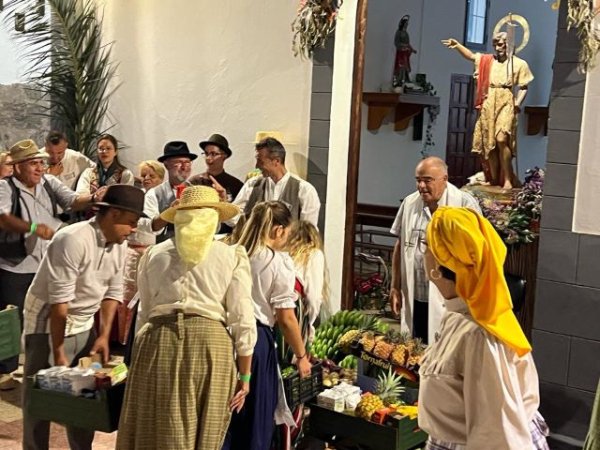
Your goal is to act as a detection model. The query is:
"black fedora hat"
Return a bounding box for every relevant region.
[158,141,198,163]
[94,185,147,217]
[199,134,232,158]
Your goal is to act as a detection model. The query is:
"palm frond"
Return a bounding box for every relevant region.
[2,0,118,157]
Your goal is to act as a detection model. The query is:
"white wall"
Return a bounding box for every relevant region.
[0,20,22,85]
[358,0,558,206]
[98,0,312,180]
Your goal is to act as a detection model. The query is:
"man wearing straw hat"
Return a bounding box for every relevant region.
[229,133,321,228]
[22,184,146,450]
[0,139,103,391]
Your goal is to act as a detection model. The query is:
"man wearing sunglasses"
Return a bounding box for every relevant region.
[389,157,480,344]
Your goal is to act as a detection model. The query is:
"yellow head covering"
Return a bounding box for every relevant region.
[426,206,531,356]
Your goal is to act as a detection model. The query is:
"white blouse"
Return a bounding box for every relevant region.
[250,248,297,327]
[418,297,540,450]
[136,240,257,357]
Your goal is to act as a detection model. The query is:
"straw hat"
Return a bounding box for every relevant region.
[160,185,240,223]
[255,131,284,144]
[9,139,49,164]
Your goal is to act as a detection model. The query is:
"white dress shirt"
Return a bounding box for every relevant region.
[250,248,297,327]
[136,240,257,357]
[418,297,540,449]
[41,148,95,190]
[230,172,321,227]
[24,218,127,336]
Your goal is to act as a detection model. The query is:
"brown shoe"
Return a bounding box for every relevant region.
[0,374,19,391]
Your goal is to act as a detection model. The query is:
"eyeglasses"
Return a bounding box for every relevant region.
[201,151,225,158]
[20,159,48,169]
[405,229,428,253]
[97,147,115,153]
[415,177,440,185]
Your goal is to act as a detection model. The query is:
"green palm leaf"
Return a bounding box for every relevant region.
[2,0,118,157]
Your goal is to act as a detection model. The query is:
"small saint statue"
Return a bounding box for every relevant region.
[393,15,417,88]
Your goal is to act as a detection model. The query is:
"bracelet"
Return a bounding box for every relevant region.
[30,222,38,234]
[295,352,307,361]
[239,373,251,382]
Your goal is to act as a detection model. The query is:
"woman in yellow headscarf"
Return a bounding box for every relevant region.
[418,206,549,450]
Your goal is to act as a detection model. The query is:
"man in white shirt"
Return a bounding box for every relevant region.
[0,140,101,391]
[22,184,145,450]
[389,157,481,344]
[229,137,321,228]
[42,130,95,190]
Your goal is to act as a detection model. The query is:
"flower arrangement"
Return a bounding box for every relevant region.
[292,0,343,59]
[475,168,544,245]
[354,273,389,310]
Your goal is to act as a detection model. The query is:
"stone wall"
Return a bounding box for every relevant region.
[0,83,48,150]
[533,2,598,447]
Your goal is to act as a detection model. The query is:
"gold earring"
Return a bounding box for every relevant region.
[429,268,442,280]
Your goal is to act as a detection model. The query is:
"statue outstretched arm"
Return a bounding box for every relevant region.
[441,38,476,61]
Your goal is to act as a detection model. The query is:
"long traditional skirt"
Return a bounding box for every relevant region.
[223,323,279,450]
[117,314,237,450]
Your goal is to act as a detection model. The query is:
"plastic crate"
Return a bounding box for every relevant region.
[26,378,126,432]
[0,305,21,361]
[282,362,323,409]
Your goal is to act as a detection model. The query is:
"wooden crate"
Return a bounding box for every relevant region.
[307,403,427,450]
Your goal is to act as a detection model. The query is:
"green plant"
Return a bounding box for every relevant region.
[2,0,118,157]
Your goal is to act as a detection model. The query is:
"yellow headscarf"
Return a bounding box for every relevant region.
[426,206,531,356]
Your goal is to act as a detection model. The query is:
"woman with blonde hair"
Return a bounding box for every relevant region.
[137,159,165,192]
[223,201,311,450]
[419,206,549,449]
[273,219,329,449]
[0,151,13,179]
[117,186,257,450]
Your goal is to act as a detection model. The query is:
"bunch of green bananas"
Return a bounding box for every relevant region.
[339,355,359,370]
[310,311,388,362]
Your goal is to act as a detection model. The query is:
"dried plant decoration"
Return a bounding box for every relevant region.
[292,0,343,59]
[567,0,600,72]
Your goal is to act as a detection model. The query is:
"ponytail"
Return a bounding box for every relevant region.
[238,201,292,257]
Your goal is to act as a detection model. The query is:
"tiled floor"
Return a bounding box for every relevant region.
[0,364,117,450]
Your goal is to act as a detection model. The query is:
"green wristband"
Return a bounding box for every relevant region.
[239,373,251,382]
[30,222,38,234]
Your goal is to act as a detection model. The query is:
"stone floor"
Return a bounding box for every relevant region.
[0,362,117,449]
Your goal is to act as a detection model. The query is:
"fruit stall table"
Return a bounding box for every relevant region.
[306,402,426,450]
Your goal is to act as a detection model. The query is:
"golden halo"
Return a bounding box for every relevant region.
[493,14,530,54]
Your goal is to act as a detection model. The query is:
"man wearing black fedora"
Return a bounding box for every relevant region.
[144,141,197,243]
[188,133,243,233]
[22,184,145,450]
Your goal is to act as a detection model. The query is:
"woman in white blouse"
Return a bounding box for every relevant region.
[223,201,311,450]
[418,206,549,450]
[76,134,134,197]
[117,186,257,450]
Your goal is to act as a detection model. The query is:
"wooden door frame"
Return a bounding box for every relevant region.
[341,0,368,310]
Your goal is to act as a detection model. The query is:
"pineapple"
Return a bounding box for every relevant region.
[359,331,376,352]
[373,340,394,360]
[376,368,405,405]
[355,369,405,420]
[338,329,361,352]
[355,393,385,420]
[359,314,381,332]
[390,332,411,366]
[406,338,426,368]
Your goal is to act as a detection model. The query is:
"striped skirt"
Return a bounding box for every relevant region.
[426,411,550,450]
[117,313,237,450]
